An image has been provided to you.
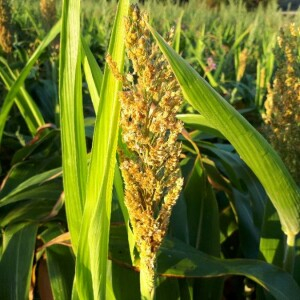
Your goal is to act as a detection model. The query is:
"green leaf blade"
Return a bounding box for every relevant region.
[59,0,87,252]
[74,0,129,299]
[110,225,300,300]
[81,36,103,113]
[40,226,75,300]
[150,27,300,236]
[0,20,61,143]
[0,64,45,135]
[0,223,38,300]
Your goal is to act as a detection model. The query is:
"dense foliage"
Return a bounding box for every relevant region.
[0,0,299,299]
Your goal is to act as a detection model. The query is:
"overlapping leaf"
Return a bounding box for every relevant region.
[0,20,61,143]
[74,0,129,298]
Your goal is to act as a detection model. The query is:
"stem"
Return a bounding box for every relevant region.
[140,256,156,300]
[283,233,296,274]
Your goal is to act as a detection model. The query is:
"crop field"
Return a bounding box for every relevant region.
[0,0,299,299]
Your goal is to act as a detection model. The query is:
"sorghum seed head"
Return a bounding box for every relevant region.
[263,23,300,184]
[109,4,184,273]
[0,0,13,54]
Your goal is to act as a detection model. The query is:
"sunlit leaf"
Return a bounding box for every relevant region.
[149,26,300,238]
[74,0,129,298]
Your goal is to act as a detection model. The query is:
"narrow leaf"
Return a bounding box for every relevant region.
[0,63,45,135]
[75,0,129,299]
[114,162,136,263]
[177,113,224,139]
[0,20,61,143]
[59,0,87,252]
[81,36,103,112]
[0,167,62,206]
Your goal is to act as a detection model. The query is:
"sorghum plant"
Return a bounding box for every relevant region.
[0,0,13,54]
[108,4,183,299]
[263,23,300,184]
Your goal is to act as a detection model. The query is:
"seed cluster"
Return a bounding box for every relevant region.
[263,23,300,184]
[108,4,183,287]
[0,0,13,54]
[40,0,57,30]
[237,48,248,81]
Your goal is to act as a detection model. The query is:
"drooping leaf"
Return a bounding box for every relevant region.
[0,198,62,227]
[110,225,300,300]
[0,167,62,207]
[149,27,300,238]
[11,129,60,165]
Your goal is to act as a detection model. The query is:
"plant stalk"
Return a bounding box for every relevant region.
[140,258,156,300]
[283,233,296,274]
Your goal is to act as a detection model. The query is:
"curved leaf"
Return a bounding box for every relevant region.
[0,62,45,135]
[177,114,225,139]
[0,167,62,207]
[149,27,300,237]
[159,238,300,300]
[0,20,61,143]
[110,225,300,300]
